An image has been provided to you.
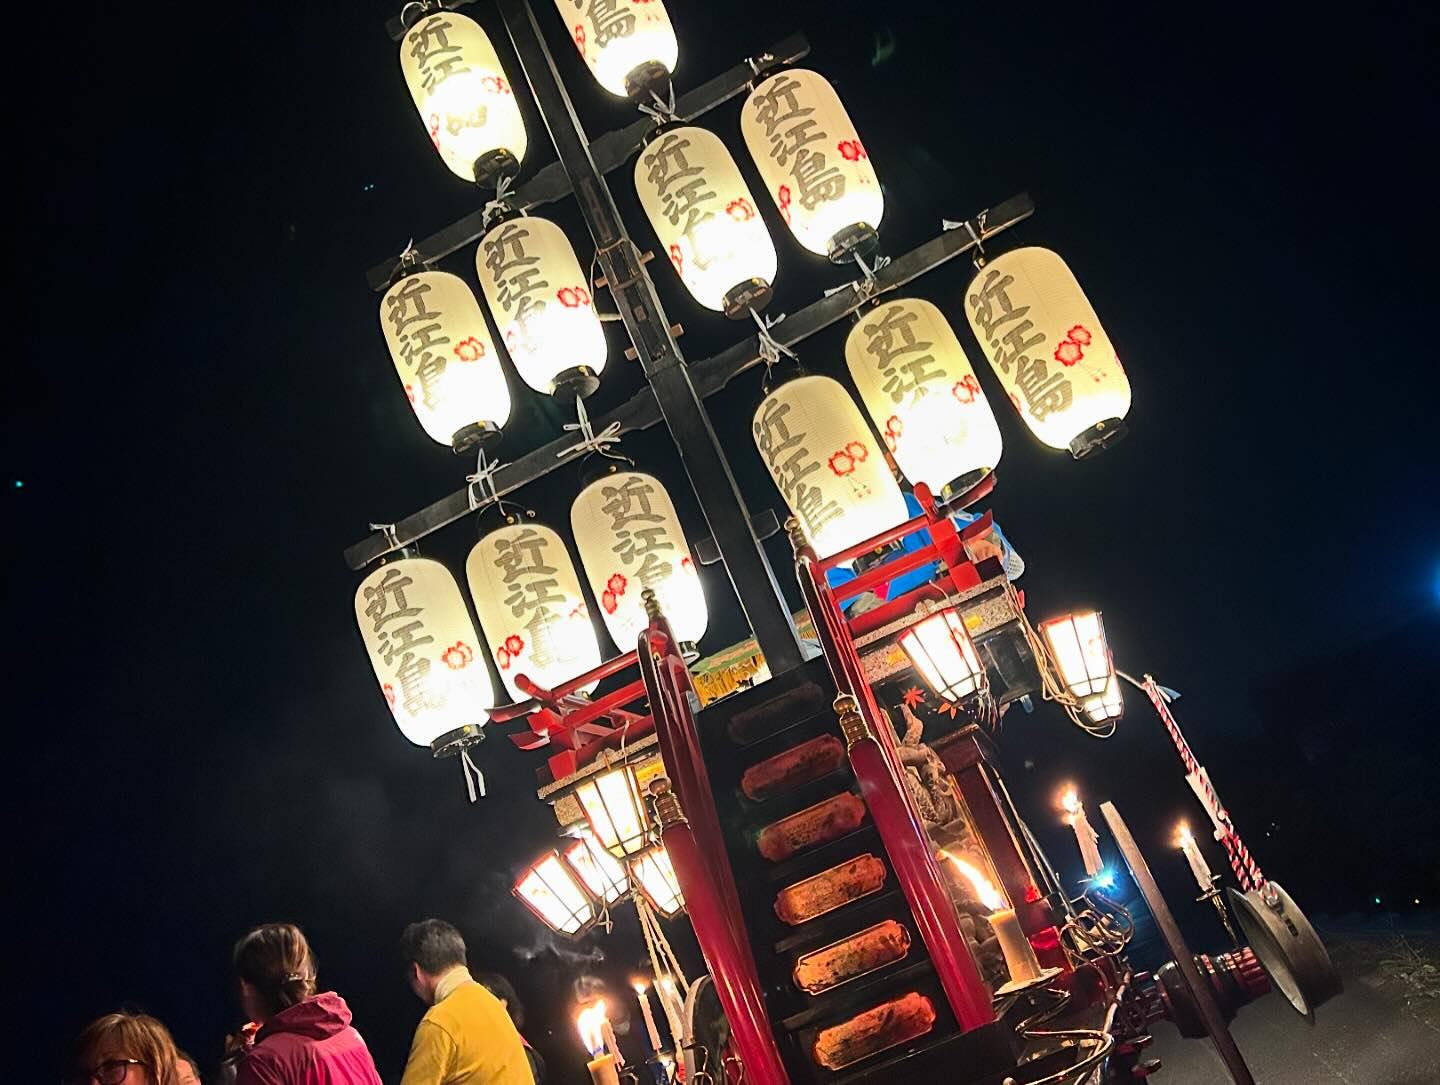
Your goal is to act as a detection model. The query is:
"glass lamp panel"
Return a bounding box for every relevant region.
[564,833,629,905]
[740,69,883,257]
[962,247,1131,451]
[476,215,607,394]
[576,763,650,858]
[752,375,908,560]
[571,469,708,648]
[379,270,511,447]
[846,298,1002,492]
[355,557,495,747]
[1039,611,1112,698]
[399,12,527,182]
[466,522,602,702]
[515,851,595,935]
[634,125,777,312]
[1082,675,1124,722]
[900,608,985,702]
[630,845,684,916]
[556,0,678,97]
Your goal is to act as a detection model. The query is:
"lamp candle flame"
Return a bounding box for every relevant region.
[1175,821,1214,892]
[1060,786,1105,879]
[633,977,663,1053]
[942,851,1042,985]
[577,1000,621,1085]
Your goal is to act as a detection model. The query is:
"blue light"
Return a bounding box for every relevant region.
[12,480,20,489]
[1091,869,1116,890]
[1374,895,1383,905]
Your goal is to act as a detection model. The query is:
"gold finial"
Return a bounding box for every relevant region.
[641,587,662,620]
[784,515,808,555]
[833,693,872,748]
[648,777,687,828]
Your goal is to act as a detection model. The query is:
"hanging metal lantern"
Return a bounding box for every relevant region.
[752,375,908,560]
[571,467,708,650]
[575,761,651,859]
[1039,611,1113,698]
[354,555,495,754]
[629,843,685,917]
[476,215,607,399]
[564,832,630,906]
[514,849,597,935]
[740,68,883,262]
[556,0,678,99]
[962,247,1131,458]
[1081,674,1124,723]
[899,607,987,702]
[379,268,511,452]
[466,520,602,702]
[634,125,777,317]
[845,297,1003,496]
[399,10,528,185]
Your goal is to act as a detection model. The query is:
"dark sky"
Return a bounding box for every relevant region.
[14,1,1437,1082]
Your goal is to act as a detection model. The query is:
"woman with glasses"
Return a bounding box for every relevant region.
[71,1011,181,1085]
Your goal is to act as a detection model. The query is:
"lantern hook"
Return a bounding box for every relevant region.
[387,240,422,283]
[943,213,989,268]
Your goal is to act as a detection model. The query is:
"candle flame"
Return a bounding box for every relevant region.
[1060,787,1080,818]
[576,1000,608,1058]
[1175,822,1194,848]
[632,977,649,994]
[942,851,1007,912]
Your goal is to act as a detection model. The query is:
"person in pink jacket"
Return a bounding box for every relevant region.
[232,923,383,1085]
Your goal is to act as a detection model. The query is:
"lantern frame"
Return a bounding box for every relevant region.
[574,760,652,859]
[1081,674,1124,723]
[899,606,989,703]
[1038,611,1113,699]
[629,843,685,917]
[513,849,598,936]
[564,832,630,906]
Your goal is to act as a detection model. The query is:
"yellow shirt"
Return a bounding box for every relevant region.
[400,971,533,1085]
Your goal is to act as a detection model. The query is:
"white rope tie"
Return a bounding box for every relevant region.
[369,522,400,551]
[943,213,989,267]
[481,174,516,229]
[823,252,892,302]
[466,447,503,512]
[749,307,796,383]
[637,82,678,125]
[557,397,624,460]
[459,747,486,802]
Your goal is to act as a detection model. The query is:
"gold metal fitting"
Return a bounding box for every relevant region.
[784,515,809,554]
[833,693,872,748]
[641,587,663,621]
[648,777,688,828]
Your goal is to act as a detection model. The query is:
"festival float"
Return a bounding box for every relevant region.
[347,2,1341,1081]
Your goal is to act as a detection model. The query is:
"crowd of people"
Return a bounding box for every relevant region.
[67,921,543,1085]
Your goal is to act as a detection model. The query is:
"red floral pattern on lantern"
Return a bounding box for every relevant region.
[441,641,474,670]
[837,139,867,162]
[680,556,693,571]
[504,634,525,656]
[828,440,868,476]
[669,243,683,273]
[480,75,512,96]
[952,375,981,404]
[454,337,485,361]
[569,602,588,620]
[777,185,792,224]
[726,198,755,221]
[1008,391,1022,412]
[883,414,904,452]
[428,113,441,150]
[607,573,628,595]
[404,384,416,405]
[1067,325,1092,346]
[1054,325,1092,367]
[495,635,525,670]
[601,590,619,614]
[574,25,586,55]
[557,285,592,308]
[382,683,396,708]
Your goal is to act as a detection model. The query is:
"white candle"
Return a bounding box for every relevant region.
[634,982,662,1052]
[655,975,685,1042]
[1177,824,1213,892]
[600,1018,623,1065]
[989,906,1043,984]
[1062,789,1105,878]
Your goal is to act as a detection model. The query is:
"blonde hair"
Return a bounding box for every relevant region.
[73,1012,178,1085]
[234,922,318,1017]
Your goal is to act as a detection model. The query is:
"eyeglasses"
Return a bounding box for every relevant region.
[89,1059,145,1085]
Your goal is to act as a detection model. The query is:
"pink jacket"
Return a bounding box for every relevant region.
[236,992,384,1085]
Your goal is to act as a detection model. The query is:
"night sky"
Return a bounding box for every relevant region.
[16,1,1437,1082]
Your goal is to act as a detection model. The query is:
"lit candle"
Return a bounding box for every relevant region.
[1061,787,1105,879]
[1176,823,1214,892]
[944,852,1043,985]
[577,1001,620,1085]
[634,979,663,1053]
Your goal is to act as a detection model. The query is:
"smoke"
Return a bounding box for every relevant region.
[512,927,607,969]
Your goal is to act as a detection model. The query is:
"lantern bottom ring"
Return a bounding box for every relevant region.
[550,365,602,403]
[1068,417,1128,460]
[472,148,520,190]
[826,222,880,265]
[430,723,486,759]
[623,60,672,102]
[451,420,504,454]
[722,278,774,320]
[940,467,993,502]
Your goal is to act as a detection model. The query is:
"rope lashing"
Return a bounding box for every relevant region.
[481,174,516,229]
[943,212,989,268]
[748,307,796,382]
[637,82,679,125]
[556,396,624,460]
[466,447,503,512]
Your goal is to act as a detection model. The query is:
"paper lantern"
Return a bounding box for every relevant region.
[355,555,495,750]
[476,215,607,398]
[1082,674,1124,723]
[752,375,908,560]
[629,844,684,917]
[962,247,1131,458]
[845,297,1003,495]
[741,69,883,261]
[564,832,630,906]
[399,11,527,184]
[514,850,596,936]
[571,468,708,648]
[379,269,511,452]
[466,521,601,701]
[900,607,987,702]
[634,125,778,316]
[556,0,678,98]
[1038,611,1112,699]
[575,761,650,859]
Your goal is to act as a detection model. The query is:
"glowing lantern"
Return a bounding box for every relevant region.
[571,467,708,649]
[629,844,684,917]
[741,69,884,261]
[379,269,511,452]
[752,375,908,560]
[514,849,596,935]
[575,761,651,859]
[845,297,1003,495]
[1038,611,1113,698]
[564,833,629,906]
[634,125,778,316]
[354,555,495,752]
[466,521,601,702]
[399,11,527,185]
[1082,675,1124,723]
[476,215,607,398]
[557,0,678,98]
[962,247,1131,458]
[899,607,987,702]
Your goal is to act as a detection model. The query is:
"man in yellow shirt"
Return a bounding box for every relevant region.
[399,920,535,1085]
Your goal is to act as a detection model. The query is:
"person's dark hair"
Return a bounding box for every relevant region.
[233,923,318,1017]
[176,1049,201,1082]
[400,919,468,976]
[71,1012,179,1085]
[476,971,524,1030]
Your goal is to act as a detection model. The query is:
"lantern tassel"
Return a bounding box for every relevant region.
[460,747,486,802]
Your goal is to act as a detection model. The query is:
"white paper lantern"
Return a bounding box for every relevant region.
[556,0,678,98]
[571,468,708,648]
[354,556,495,749]
[399,11,528,184]
[962,247,1131,457]
[379,269,511,451]
[740,69,884,260]
[845,297,1003,494]
[466,521,602,702]
[634,125,778,315]
[476,215,608,397]
[752,375,908,560]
